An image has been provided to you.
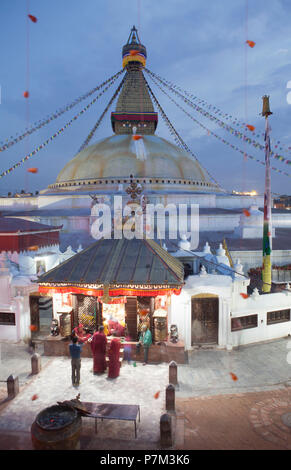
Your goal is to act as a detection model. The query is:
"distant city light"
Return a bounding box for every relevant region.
[232,190,258,196]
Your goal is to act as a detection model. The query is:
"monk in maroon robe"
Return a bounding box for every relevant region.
[108,335,121,379]
[91,325,107,374]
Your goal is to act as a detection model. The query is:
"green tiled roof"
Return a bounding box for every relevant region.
[38,238,184,287]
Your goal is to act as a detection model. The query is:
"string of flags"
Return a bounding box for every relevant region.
[146,68,291,169]
[78,75,126,153]
[0,76,121,179]
[144,76,221,187]
[0,70,124,154]
[145,68,291,157]
[146,73,291,179]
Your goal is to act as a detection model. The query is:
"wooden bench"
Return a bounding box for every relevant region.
[81,402,140,438]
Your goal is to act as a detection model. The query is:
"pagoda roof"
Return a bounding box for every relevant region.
[0,217,62,233]
[37,237,184,291]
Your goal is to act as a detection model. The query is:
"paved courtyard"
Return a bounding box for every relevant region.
[177,337,291,397]
[0,337,291,450]
[0,356,169,450]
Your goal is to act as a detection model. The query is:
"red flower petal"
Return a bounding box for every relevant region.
[240,293,249,299]
[28,14,37,23]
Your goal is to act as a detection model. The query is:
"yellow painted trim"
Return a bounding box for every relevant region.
[122,55,146,68]
[191,293,219,299]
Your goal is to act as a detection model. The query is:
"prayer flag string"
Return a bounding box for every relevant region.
[0,74,123,179]
[0,70,124,154]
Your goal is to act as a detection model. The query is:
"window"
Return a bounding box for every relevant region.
[0,312,16,325]
[231,314,258,331]
[267,309,290,325]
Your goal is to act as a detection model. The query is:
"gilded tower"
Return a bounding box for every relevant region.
[111,26,158,135]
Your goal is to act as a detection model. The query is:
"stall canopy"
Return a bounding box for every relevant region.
[37,238,184,297]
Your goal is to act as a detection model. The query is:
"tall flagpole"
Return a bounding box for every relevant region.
[262,95,272,293]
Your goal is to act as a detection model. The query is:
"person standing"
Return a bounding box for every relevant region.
[73,324,91,344]
[123,331,132,365]
[108,333,121,379]
[69,336,83,386]
[139,324,152,365]
[90,325,107,374]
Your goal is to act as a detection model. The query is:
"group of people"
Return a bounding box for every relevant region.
[69,323,152,387]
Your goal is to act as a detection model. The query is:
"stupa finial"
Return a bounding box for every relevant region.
[122,26,147,69]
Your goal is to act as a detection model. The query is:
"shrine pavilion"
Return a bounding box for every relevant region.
[37,237,186,363]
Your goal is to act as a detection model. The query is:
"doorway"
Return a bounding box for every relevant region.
[29,294,53,338]
[191,295,219,345]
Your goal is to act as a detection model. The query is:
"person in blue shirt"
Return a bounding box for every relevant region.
[69,336,83,386]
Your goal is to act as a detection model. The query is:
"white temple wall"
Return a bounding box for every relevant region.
[0,196,38,211]
[216,194,264,209]
[230,250,291,272]
[230,291,291,347]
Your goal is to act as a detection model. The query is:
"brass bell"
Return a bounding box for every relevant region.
[262,95,272,117]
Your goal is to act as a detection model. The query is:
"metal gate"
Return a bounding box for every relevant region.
[191,296,218,344]
[76,295,100,332]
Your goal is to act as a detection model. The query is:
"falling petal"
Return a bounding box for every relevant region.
[246,125,255,132]
[28,14,38,23]
[154,391,160,399]
[240,293,249,299]
[230,372,238,381]
[246,40,256,48]
[31,394,38,401]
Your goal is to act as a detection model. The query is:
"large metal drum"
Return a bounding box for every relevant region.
[31,405,82,450]
[59,313,71,337]
[154,317,167,342]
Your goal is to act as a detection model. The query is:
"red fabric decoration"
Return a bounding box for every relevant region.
[23,91,29,98]
[28,14,38,23]
[27,168,38,174]
[246,40,256,48]
[39,285,181,297]
[246,125,255,132]
[240,293,249,299]
[230,372,238,381]
[243,209,251,217]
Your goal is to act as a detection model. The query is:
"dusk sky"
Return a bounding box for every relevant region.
[1,0,291,196]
